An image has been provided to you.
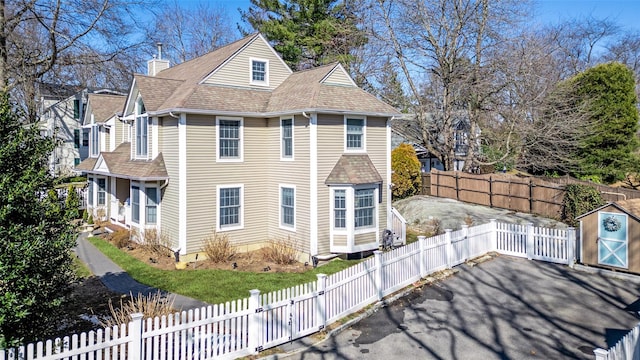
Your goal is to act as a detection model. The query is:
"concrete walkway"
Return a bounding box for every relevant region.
[74,231,209,311]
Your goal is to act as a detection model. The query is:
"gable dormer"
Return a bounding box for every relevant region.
[200,34,292,90]
[320,63,357,87]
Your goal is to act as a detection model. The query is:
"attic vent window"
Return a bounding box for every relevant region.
[250,58,269,86]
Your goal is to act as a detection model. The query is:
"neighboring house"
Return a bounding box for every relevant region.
[39,87,124,177]
[77,33,401,261]
[392,114,478,172]
[577,199,640,274]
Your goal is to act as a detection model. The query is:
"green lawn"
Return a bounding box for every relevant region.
[87,237,359,304]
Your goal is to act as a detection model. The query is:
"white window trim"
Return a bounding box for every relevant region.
[134,96,149,159]
[96,176,107,207]
[330,185,378,234]
[216,184,244,232]
[249,57,269,87]
[131,183,141,225]
[344,116,367,153]
[280,117,294,161]
[279,184,296,231]
[90,124,100,157]
[145,185,159,226]
[216,117,244,162]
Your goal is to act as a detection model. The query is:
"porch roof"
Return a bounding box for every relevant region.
[77,142,169,181]
[325,154,383,185]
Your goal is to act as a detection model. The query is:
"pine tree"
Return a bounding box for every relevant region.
[0,93,78,346]
[241,0,367,71]
[572,62,640,183]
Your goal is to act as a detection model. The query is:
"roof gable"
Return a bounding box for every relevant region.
[320,63,356,87]
[201,33,292,90]
[94,154,109,173]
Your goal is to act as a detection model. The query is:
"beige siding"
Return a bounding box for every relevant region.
[160,117,180,249]
[316,115,390,255]
[355,232,376,246]
[333,235,347,247]
[114,119,123,148]
[322,68,354,86]
[316,114,345,255]
[367,117,389,237]
[147,119,153,160]
[203,38,290,89]
[264,115,311,255]
[104,128,111,151]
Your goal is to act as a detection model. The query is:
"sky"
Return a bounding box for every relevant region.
[178,0,640,33]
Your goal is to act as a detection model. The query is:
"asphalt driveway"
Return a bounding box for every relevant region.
[283,256,640,359]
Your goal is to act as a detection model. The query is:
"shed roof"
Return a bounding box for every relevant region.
[576,198,640,222]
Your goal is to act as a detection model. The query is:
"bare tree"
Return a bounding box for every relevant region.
[372,0,530,171]
[1,0,149,120]
[149,0,237,65]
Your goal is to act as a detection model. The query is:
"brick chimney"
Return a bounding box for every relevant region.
[147,42,170,76]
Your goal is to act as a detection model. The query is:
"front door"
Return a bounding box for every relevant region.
[598,212,628,268]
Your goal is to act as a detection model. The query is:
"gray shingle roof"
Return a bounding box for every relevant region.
[325,154,383,185]
[87,93,126,123]
[130,33,399,117]
[77,143,168,180]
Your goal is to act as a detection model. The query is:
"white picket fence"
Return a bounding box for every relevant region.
[1,220,578,360]
[595,322,640,360]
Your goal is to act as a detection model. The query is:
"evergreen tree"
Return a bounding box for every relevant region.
[572,62,640,183]
[241,0,367,71]
[0,93,77,346]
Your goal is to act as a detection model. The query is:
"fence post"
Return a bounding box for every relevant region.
[374,250,384,301]
[128,313,144,360]
[593,348,608,360]
[445,229,453,268]
[316,274,327,330]
[461,225,469,261]
[248,289,261,354]
[567,227,576,268]
[490,219,497,252]
[418,236,427,277]
[526,223,534,260]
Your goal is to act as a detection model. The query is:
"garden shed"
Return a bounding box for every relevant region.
[577,199,640,274]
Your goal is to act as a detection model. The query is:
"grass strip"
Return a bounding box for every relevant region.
[88,237,359,304]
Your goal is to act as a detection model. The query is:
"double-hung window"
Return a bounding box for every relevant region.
[355,189,374,228]
[250,58,268,85]
[88,178,94,206]
[146,187,158,225]
[334,190,346,229]
[218,185,243,230]
[280,186,295,229]
[217,118,242,161]
[90,125,99,156]
[135,97,148,157]
[97,178,106,206]
[346,118,365,151]
[281,118,293,159]
[132,186,140,224]
[332,187,376,230]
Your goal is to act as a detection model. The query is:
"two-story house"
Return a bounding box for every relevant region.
[77,33,402,261]
[39,87,125,177]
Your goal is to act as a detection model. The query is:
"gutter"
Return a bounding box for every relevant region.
[148,107,400,119]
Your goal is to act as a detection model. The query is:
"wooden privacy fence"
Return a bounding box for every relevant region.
[0,221,581,360]
[426,169,640,220]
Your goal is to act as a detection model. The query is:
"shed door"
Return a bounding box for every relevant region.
[598,212,628,268]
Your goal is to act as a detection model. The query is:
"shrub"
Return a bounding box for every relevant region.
[65,185,80,219]
[391,143,422,199]
[82,209,88,223]
[202,231,236,263]
[562,184,605,227]
[108,229,131,249]
[100,291,175,328]
[87,214,94,225]
[263,237,298,265]
[94,207,107,226]
[140,228,172,257]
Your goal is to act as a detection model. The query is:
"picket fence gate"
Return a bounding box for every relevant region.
[1,220,579,360]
